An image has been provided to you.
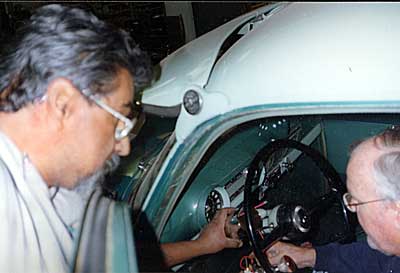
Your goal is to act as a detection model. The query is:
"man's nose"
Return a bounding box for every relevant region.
[114,136,131,156]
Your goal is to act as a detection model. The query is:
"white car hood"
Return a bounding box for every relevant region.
[142,2,400,143]
[141,2,287,109]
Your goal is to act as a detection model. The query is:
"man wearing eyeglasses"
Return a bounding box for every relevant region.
[0,4,242,273]
[0,3,154,272]
[266,127,400,273]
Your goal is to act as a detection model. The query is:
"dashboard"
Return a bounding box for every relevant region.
[161,116,324,244]
[204,123,323,222]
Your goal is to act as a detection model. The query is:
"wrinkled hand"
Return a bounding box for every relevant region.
[197,207,243,254]
[266,241,316,271]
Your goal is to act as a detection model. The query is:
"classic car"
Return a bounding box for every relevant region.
[105,2,400,272]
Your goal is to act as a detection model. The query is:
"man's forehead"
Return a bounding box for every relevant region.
[350,139,380,162]
[109,69,135,104]
[346,139,380,190]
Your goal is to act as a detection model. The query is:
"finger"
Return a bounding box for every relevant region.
[301,241,313,248]
[224,207,236,216]
[267,250,283,267]
[225,238,243,249]
[216,208,234,221]
[277,262,290,273]
[216,207,236,223]
[226,223,240,239]
[267,249,279,258]
[213,209,227,223]
[223,208,237,226]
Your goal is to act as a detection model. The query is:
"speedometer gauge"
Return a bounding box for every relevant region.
[204,187,230,222]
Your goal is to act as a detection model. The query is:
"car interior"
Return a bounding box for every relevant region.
[106,112,399,273]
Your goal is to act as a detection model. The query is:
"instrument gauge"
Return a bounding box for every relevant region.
[204,187,231,222]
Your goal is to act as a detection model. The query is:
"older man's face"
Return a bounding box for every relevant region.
[346,139,400,255]
[59,68,134,189]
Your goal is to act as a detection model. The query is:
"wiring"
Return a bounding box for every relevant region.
[239,255,255,273]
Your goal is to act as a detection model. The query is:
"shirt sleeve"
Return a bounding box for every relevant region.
[314,241,395,273]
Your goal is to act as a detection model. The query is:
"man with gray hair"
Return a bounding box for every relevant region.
[0,3,153,272]
[266,126,400,273]
[0,4,242,273]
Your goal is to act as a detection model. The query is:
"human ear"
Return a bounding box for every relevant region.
[45,78,78,121]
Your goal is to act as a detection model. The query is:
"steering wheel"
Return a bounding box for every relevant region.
[243,139,352,272]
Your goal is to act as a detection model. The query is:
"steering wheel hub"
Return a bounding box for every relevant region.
[293,205,311,233]
[276,204,311,235]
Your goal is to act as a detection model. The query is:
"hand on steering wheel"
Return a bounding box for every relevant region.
[243,139,351,272]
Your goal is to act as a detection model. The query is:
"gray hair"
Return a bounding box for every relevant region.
[0,4,153,112]
[74,153,121,202]
[372,127,400,200]
[355,126,400,200]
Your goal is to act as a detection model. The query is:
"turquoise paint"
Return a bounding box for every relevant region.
[110,202,138,273]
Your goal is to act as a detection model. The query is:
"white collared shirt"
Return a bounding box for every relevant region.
[0,131,85,273]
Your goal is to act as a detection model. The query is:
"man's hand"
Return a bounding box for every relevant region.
[266,241,316,271]
[196,207,243,254]
[160,208,243,267]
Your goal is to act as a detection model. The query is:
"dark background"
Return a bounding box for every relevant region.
[0,2,270,65]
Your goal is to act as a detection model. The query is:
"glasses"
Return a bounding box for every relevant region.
[342,192,387,213]
[81,89,143,141]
